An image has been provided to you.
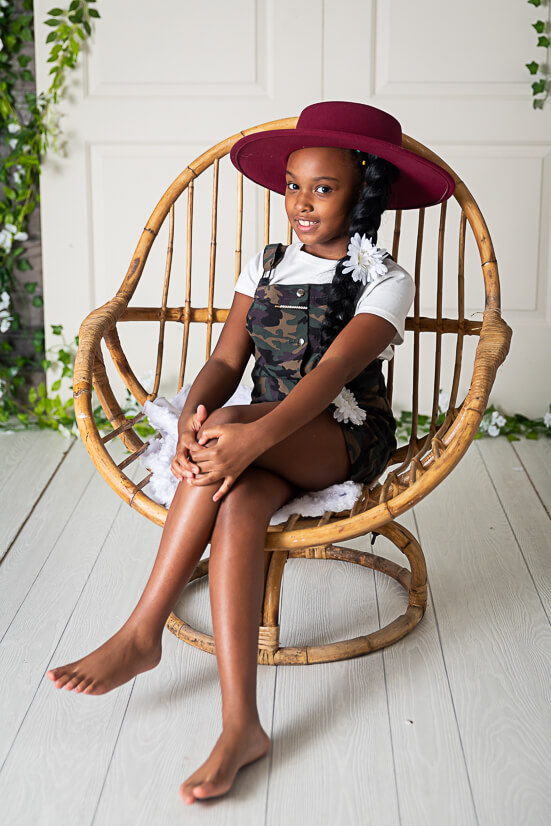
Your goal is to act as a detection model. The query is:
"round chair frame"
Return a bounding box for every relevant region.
[73,117,512,665]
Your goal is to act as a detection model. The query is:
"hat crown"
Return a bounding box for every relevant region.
[297,101,402,147]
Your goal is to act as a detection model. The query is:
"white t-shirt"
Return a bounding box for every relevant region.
[235,242,415,361]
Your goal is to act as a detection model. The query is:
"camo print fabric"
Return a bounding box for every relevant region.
[245,246,397,484]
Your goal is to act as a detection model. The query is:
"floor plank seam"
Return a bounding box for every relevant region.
[411,510,481,826]
[264,664,278,826]
[477,443,551,627]
[374,569,402,826]
[511,441,551,520]
[0,462,96,647]
[90,680,137,826]
[0,437,76,570]
[0,498,126,778]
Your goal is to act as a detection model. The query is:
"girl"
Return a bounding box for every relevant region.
[47,101,455,805]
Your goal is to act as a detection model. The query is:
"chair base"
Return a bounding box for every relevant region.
[166,520,427,665]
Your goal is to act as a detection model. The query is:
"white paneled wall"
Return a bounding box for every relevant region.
[35,0,551,415]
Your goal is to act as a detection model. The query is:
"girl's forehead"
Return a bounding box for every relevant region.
[286,146,355,175]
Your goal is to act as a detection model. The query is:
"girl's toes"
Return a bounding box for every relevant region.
[64,675,82,691]
[74,677,93,694]
[53,673,72,689]
[180,785,197,805]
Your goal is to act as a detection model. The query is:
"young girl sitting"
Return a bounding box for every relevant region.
[47,101,455,805]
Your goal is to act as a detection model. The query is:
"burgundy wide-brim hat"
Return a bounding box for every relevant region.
[230,101,455,210]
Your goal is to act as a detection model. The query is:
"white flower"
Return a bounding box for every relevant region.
[332,387,366,426]
[0,291,10,312]
[488,424,500,437]
[8,139,17,150]
[490,410,506,427]
[0,37,3,52]
[0,1,9,8]
[479,418,489,433]
[0,229,12,253]
[342,233,388,286]
[0,313,12,334]
[13,230,28,241]
[438,389,450,413]
[7,123,20,134]
[544,411,551,428]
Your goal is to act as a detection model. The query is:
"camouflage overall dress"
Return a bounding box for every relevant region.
[245,244,397,484]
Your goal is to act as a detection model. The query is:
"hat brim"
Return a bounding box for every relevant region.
[230,128,455,210]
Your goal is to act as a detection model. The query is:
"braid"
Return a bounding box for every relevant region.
[319,151,400,356]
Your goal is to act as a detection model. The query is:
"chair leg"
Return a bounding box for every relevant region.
[166,520,427,665]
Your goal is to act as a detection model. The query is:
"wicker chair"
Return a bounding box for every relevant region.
[73,116,512,666]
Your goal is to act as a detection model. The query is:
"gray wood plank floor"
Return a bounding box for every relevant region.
[0,432,550,826]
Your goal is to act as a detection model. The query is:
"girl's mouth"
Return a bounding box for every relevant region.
[295,218,320,232]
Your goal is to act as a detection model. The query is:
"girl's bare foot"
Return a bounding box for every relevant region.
[180,721,271,804]
[46,626,162,696]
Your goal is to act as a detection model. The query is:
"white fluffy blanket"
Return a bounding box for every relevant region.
[139,385,362,525]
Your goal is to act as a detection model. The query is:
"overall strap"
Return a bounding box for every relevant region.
[261,243,287,282]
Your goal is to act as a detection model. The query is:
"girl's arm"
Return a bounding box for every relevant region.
[171,292,253,478]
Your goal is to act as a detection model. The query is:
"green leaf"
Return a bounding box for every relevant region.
[69,0,80,9]
[46,30,58,43]
[44,19,61,27]
[533,98,545,109]
[506,433,520,442]
[51,324,63,335]
[28,386,37,404]
[18,55,32,67]
[89,8,100,17]
[537,36,550,48]
[17,259,32,271]
[533,20,546,34]
[532,80,546,94]
[3,187,16,200]
[20,27,34,41]
[526,431,539,439]
[528,0,542,6]
[32,295,44,308]
[83,20,91,35]
[20,70,34,82]
[24,282,38,293]
[51,379,62,391]
[47,7,65,15]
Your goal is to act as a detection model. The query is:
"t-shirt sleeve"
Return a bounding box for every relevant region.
[354,263,415,345]
[234,250,263,296]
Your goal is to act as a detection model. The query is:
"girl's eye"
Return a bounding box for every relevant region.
[286,182,299,191]
[316,185,332,194]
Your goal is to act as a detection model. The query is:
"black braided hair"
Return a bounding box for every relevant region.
[318,151,400,357]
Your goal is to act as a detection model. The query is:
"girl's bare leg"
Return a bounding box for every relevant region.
[180,467,294,804]
[180,409,350,804]
[46,479,222,695]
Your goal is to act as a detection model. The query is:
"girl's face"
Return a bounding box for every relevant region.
[285,146,360,260]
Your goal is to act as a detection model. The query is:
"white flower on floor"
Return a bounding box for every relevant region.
[488,424,500,437]
[438,389,450,414]
[332,387,366,426]
[342,233,388,286]
[544,411,551,428]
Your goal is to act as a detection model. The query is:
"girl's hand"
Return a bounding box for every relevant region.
[170,404,209,481]
[187,422,261,501]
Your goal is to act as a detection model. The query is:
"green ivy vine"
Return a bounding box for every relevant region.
[526,0,550,109]
[0,1,102,433]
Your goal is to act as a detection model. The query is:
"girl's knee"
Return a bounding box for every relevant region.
[202,405,243,430]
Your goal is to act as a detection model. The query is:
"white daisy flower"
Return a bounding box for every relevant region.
[490,410,506,427]
[0,229,12,253]
[342,233,388,286]
[0,291,10,312]
[7,123,20,134]
[544,411,551,428]
[488,424,500,437]
[332,387,366,426]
